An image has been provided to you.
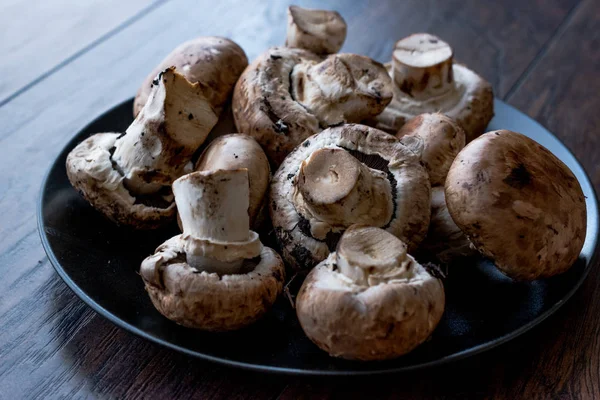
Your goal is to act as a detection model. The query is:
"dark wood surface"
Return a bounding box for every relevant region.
[1,0,598,398]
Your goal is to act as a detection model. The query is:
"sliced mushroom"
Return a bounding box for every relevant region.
[232,47,393,164]
[445,130,587,280]
[286,5,347,55]
[134,36,248,117]
[271,124,430,271]
[296,225,445,360]
[140,169,285,331]
[371,33,494,142]
[396,113,465,186]
[67,67,218,228]
[194,134,270,228]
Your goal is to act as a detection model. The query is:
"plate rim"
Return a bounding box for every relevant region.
[37,97,600,376]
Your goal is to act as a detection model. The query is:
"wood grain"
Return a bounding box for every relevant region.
[0,0,163,105]
[0,0,598,398]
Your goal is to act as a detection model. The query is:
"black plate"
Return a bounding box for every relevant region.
[39,98,599,375]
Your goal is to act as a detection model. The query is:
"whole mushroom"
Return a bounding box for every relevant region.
[285,5,347,55]
[134,36,248,117]
[395,113,475,262]
[140,169,285,331]
[193,134,270,228]
[396,112,466,186]
[67,67,218,228]
[371,33,494,142]
[445,130,587,280]
[232,47,393,164]
[419,186,476,263]
[270,124,430,271]
[296,225,445,360]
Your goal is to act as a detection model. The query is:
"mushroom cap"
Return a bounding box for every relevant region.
[141,235,285,331]
[134,36,248,117]
[445,130,587,280]
[271,124,431,271]
[296,227,445,360]
[66,133,175,229]
[232,47,392,165]
[285,5,347,54]
[195,134,270,227]
[397,113,466,186]
[418,186,475,263]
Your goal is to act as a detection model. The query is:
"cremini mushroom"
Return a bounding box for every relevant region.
[396,112,465,186]
[233,47,393,164]
[418,186,476,263]
[67,67,218,228]
[296,225,445,360]
[270,124,430,271]
[134,36,248,117]
[194,134,270,228]
[140,169,285,331]
[371,33,494,142]
[285,5,347,55]
[445,130,587,280]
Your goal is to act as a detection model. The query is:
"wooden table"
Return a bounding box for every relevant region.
[1,0,598,398]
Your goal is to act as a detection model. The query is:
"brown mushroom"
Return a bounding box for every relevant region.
[285,5,347,55]
[371,33,494,142]
[232,47,393,164]
[418,186,476,263]
[67,67,218,228]
[296,225,445,360]
[134,36,248,117]
[270,124,430,271]
[396,113,466,186]
[140,169,285,331]
[445,130,587,280]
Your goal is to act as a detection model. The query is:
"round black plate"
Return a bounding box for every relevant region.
[39,98,599,375]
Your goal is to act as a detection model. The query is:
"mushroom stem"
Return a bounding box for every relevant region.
[173,169,256,274]
[335,226,414,286]
[286,5,347,55]
[392,33,454,99]
[112,67,218,195]
[297,148,392,229]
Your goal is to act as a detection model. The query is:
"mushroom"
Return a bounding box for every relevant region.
[193,134,270,229]
[296,225,445,360]
[445,130,587,280]
[271,124,430,271]
[140,168,285,331]
[396,112,465,186]
[67,67,218,228]
[418,186,476,263]
[134,36,248,117]
[393,113,473,262]
[371,33,494,142]
[285,5,347,55]
[232,47,393,164]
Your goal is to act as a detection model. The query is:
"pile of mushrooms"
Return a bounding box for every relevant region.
[65,5,588,361]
